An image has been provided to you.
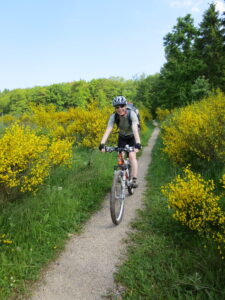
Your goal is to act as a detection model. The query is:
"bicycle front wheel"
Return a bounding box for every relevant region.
[110,170,125,225]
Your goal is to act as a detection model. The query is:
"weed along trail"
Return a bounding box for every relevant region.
[30,126,160,300]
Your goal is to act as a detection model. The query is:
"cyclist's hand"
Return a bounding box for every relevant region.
[99,143,105,152]
[135,143,142,152]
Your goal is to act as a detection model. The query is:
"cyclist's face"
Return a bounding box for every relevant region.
[115,105,126,115]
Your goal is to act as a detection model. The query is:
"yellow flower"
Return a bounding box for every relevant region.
[161,91,225,164]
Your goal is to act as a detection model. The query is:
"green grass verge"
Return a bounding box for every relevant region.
[114,137,225,300]
[0,124,154,300]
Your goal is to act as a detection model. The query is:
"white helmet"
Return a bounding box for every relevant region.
[112,96,127,107]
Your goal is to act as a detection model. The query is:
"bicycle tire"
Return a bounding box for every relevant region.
[127,163,134,195]
[110,170,125,225]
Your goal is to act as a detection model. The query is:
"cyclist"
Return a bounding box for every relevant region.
[99,96,141,188]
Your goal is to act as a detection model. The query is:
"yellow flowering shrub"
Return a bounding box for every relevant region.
[66,103,118,147]
[18,102,151,149]
[161,91,225,164]
[48,139,73,165]
[21,104,71,139]
[27,103,58,129]
[19,103,113,146]
[1,114,16,125]
[162,167,225,231]
[156,107,171,121]
[0,123,72,197]
[162,167,225,257]
[222,174,225,189]
[139,108,152,132]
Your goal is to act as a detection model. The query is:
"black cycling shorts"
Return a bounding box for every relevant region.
[118,134,135,148]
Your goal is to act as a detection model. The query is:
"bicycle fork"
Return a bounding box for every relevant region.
[122,168,133,191]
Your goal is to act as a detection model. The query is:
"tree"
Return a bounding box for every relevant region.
[8,89,29,115]
[164,15,197,60]
[70,80,91,108]
[194,3,225,91]
[190,76,210,100]
[136,74,159,111]
[156,14,201,109]
[45,84,72,109]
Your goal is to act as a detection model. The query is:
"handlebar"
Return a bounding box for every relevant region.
[105,145,135,153]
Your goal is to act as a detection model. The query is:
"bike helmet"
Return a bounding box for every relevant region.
[112,96,127,107]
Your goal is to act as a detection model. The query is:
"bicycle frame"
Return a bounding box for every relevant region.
[106,146,133,187]
[116,152,131,184]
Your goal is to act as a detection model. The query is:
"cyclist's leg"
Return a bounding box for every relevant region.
[129,151,138,178]
[118,135,138,188]
[123,135,137,177]
[117,135,138,178]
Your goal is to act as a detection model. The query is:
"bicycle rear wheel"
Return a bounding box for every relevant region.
[110,170,125,225]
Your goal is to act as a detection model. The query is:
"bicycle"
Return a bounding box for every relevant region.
[105,145,135,225]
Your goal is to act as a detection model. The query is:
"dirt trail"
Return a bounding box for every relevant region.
[30,126,160,300]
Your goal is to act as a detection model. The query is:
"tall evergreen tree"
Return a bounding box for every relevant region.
[194,3,225,91]
[156,14,201,109]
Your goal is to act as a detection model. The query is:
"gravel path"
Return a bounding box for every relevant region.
[30,126,160,300]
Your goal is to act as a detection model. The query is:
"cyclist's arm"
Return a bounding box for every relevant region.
[100,125,113,144]
[130,111,141,144]
[132,123,141,144]
[100,114,115,144]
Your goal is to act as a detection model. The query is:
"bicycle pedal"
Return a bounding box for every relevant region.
[131,180,138,188]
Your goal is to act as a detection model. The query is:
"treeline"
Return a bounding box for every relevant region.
[138,3,225,116]
[0,77,144,115]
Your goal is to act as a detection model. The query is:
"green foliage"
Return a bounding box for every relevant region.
[195,3,225,91]
[150,3,225,113]
[164,14,197,59]
[6,89,29,114]
[190,76,210,101]
[70,80,91,108]
[0,78,143,114]
[155,15,201,109]
[46,83,72,108]
[135,74,159,112]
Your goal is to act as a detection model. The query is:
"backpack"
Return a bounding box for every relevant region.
[114,102,141,130]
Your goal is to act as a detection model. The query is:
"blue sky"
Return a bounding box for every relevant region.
[0,0,224,91]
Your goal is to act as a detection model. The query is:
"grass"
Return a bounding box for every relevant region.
[0,124,154,300]
[114,137,225,300]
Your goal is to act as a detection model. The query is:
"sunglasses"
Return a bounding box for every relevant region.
[115,105,126,109]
